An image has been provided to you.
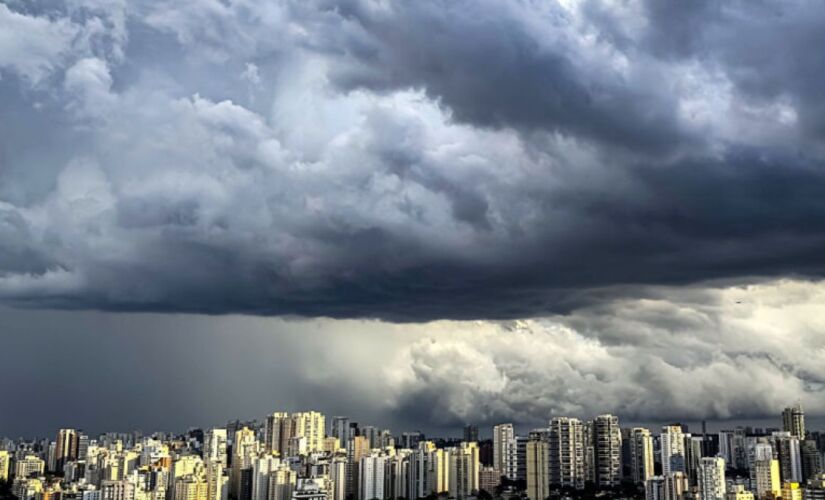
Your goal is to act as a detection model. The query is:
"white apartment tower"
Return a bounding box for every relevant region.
[448,442,479,500]
[358,452,386,500]
[697,457,726,500]
[661,425,686,475]
[548,417,586,489]
[592,415,622,488]
[492,424,514,478]
[630,428,655,484]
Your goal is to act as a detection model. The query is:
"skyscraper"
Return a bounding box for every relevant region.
[661,425,686,475]
[328,456,347,500]
[265,413,291,457]
[697,457,726,500]
[205,461,225,500]
[753,459,781,499]
[347,436,369,498]
[15,454,46,479]
[526,438,549,500]
[266,463,295,500]
[646,472,688,500]
[463,425,479,444]
[548,417,585,489]
[330,417,350,445]
[359,426,379,450]
[685,436,704,486]
[427,447,449,495]
[782,404,805,440]
[774,432,802,483]
[409,442,435,499]
[231,427,258,500]
[251,455,281,500]
[492,424,514,478]
[802,440,822,482]
[448,442,479,500]
[56,428,80,472]
[629,428,654,484]
[174,474,209,500]
[358,451,386,500]
[204,429,228,467]
[265,412,325,457]
[0,451,9,482]
[592,415,621,488]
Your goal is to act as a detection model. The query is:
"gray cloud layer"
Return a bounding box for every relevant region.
[3,279,824,436]
[2,0,825,319]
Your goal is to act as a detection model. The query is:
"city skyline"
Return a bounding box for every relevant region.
[2,404,824,500]
[1,396,820,444]
[3,0,825,475]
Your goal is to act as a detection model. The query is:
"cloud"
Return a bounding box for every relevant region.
[0,0,825,320]
[378,279,825,425]
[0,2,79,83]
[1,279,824,434]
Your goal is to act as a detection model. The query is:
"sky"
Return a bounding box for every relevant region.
[2,0,825,437]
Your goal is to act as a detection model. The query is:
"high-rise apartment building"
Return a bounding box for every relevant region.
[15,454,46,479]
[409,441,448,499]
[592,415,621,488]
[782,404,805,440]
[358,451,386,500]
[174,475,208,500]
[492,424,514,478]
[629,428,654,484]
[463,425,478,444]
[359,427,380,450]
[330,417,349,446]
[347,436,369,498]
[661,425,686,475]
[685,436,704,485]
[428,447,449,495]
[265,414,291,457]
[802,440,822,482]
[251,455,281,500]
[101,480,136,500]
[0,451,9,482]
[266,464,296,500]
[645,472,687,500]
[328,456,347,500]
[385,451,410,499]
[773,432,802,483]
[548,417,585,489]
[526,439,549,500]
[205,461,225,500]
[697,457,726,500]
[56,429,80,472]
[448,442,479,500]
[231,427,258,500]
[204,429,228,467]
[753,459,781,499]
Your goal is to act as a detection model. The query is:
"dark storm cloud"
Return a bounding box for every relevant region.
[1,0,825,320]
[317,0,692,155]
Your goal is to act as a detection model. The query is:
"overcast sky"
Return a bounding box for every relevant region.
[2,0,825,437]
